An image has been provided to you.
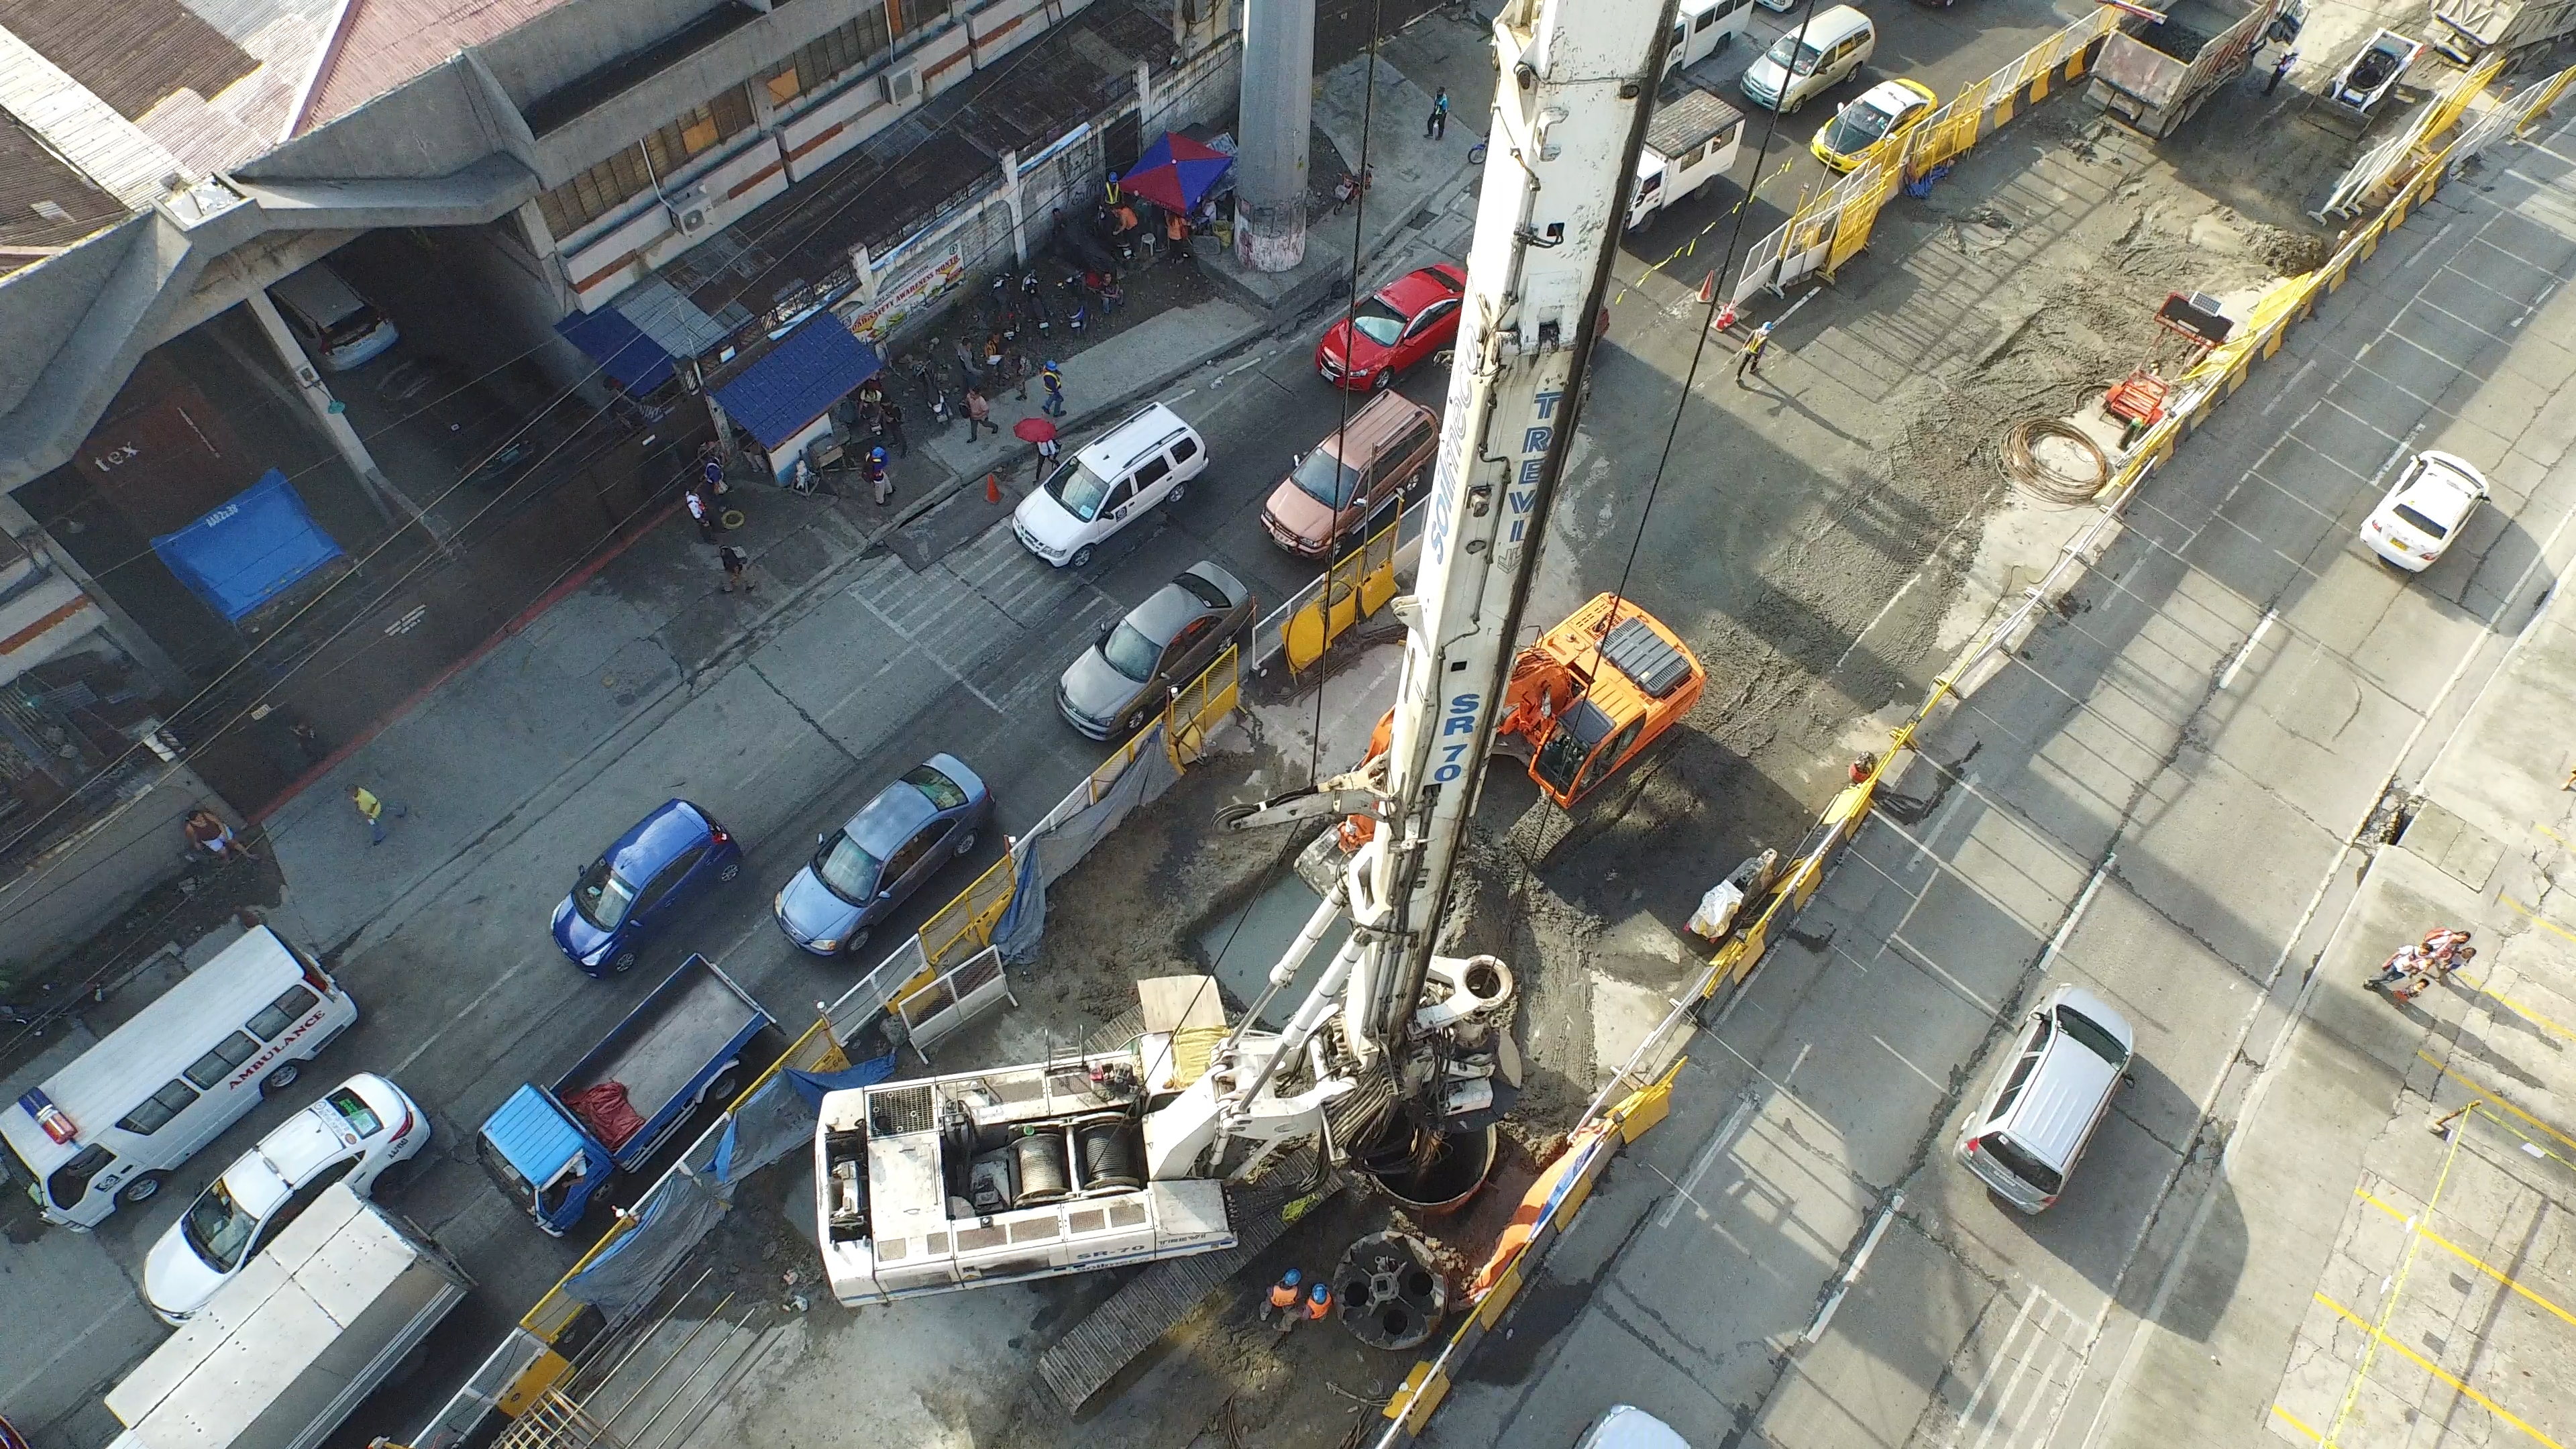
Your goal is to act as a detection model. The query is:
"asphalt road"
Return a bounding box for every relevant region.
[1423,103,2576,1449]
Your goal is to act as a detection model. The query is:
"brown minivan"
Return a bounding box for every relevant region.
[1260,391,1440,557]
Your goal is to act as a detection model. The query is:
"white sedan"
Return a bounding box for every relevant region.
[142,1073,427,1323]
[2361,449,2489,572]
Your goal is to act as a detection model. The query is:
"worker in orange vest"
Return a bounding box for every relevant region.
[1301,1282,1334,1324]
[1257,1269,1303,1328]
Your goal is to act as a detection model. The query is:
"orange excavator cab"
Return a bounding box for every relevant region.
[1496,594,1703,808]
[1342,595,1703,849]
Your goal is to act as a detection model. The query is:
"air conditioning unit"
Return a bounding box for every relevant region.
[666,182,714,234]
[884,68,918,105]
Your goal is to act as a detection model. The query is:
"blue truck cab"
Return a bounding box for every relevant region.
[477,955,775,1236]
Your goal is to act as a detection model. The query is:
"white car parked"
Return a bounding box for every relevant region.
[2361,449,2489,572]
[1011,402,1208,569]
[140,1073,427,1324]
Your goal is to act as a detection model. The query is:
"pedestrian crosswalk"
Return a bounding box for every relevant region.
[1943,1284,2094,1449]
[839,528,1122,718]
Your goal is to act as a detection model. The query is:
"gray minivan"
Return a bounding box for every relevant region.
[1955,984,2134,1213]
[270,262,400,372]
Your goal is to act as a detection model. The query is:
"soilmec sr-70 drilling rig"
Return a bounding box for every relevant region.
[815,0,1684,1306]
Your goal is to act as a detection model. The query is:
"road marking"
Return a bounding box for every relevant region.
[849,589,1006,714]
[2271,1403,2324,1442]
[1953,1285,2043,1440]
[2218,608,2275,691]
[2312,1290,2565,1449]
[1803,1189,1902,1345]
[2036,854,2112,980]
[2405,218,2459,264]
[2415,1051,2576,1155]
[388,967,525,1076]
[2364,422,2426,492]
[2501,893,2576,953]
[1872,1033,1944,1091]
[1656,1093,1758,1228]
[2355,1187,2576,1331]
[2452,967,2576,1042]
[2261,358,2317,413]
[2514,278,2561,329]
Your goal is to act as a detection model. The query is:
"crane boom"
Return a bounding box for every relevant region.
[1348,0,1676,1062]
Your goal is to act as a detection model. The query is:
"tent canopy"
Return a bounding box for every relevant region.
[710,315,883,450]
[1120,132,1233,213]
[555,307,676,392]
[150,470,343,623]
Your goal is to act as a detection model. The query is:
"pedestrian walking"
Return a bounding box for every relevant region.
[2367,943,2426,991]
[1427,87,1450,139]
[1300,1283,1333,1326]
[2265,49,2296,95]
[1256,1269,1304,1328]
[965,387,997,440]
[698,444,729,500]
[954,337,983,393]
[867,445,893,505]
[1735,321,1775,386]
[184,808,250,865]
[1032,434,1061,481]
[718,543,753,593]
[881,400,910,458]
[1013,352,1034,401]
[289,719,327,765]
[351,785,407,846]
[686,486,720,542]
[1041,360,1066,418]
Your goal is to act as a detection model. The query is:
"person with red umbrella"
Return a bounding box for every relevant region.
[1016,417,1060,482]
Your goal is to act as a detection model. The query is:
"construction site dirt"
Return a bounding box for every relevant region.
[543,25,2453,1448]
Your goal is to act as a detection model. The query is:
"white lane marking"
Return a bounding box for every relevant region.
[2261,358,2317,414]
[2217,608,2276,692]
[1874,1033,1945,1091]
[2405,219,2459,264]
[1953,1285,2043,1440]
[1805,1190,1904,1344]
[1837,567,1927,673]
[2515,277,2561,329]
[2365,423,2425,492]
[2038,854,2113,980]
[1657,1093,1758,1228]
[850,589,1006,714]
[388,967,525,1076]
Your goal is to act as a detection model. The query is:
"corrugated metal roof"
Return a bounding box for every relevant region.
[0,26,189,210]
[305,0,582,132]
[0,0,257,123]
[710,313,882,449]
[0,113,129,275]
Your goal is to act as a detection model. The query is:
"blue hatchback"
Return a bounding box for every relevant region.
[551,800,744,977]
[774,756,992,957]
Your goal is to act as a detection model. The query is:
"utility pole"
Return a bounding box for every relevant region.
[1234,0,1316,271]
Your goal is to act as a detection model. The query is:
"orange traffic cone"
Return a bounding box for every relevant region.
[985,472,1000,504]
[1698,270,1715,305]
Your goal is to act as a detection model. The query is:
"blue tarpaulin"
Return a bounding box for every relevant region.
[555,306,678,392]
[711,315,883,450]
[150,470,342,623]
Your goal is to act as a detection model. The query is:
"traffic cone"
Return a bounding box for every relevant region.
[1714,301,1737,332]
[1698,270,1715,305]
[985,472,1000,504]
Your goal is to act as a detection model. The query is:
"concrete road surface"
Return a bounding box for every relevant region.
[1425,111,2576,1449]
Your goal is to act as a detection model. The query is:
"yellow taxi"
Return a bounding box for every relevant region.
[1809,78,1937,173]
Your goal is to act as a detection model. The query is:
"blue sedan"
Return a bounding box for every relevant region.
[775,756,992,957]
[551,800,744,977]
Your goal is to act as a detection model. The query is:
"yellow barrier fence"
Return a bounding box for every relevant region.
[1283,505,1403,673]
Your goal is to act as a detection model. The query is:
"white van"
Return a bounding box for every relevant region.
[1662,0,1755,81]
[1955,983,2133,1214]
[1012,402,1208,569]
[1629,85,1746,229]
[1,927,359,1229]
[1739,5,1877,113]
[270,262,400,372]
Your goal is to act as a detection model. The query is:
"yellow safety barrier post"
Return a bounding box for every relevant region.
[1285,505,1403,674]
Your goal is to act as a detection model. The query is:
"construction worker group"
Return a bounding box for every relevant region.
[1256,1268,1334,1332]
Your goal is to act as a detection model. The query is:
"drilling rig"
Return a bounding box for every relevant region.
[814,0,1679,1306]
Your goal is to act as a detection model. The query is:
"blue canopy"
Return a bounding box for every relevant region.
[555,305,677,392]
[1120,131,1233,214]
[150,470,342,623]
[711,315,883,450]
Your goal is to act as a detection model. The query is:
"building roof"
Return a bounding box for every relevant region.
[305,0,578,131]
[709,313,883,450]
[0,113,129,273]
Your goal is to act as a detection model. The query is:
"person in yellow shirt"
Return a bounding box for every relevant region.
[351,785,407,845]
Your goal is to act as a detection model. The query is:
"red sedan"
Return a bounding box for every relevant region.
[1316,263,1467,390]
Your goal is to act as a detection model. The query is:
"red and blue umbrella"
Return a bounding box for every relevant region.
[1120,133,1233,213]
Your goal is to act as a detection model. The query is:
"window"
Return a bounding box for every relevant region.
[1989,1051,2040,1121]
[325,1087,384,1137]
[1695,9,1718,30]
[185,1032,263,1090]
[766,5,896,108]
[902,765,969,810]
[533,85,758,239]
[1979,1132,2063,1196]
[48,1144,115,1209]
[1574,717,1645,798]
[641,847,708,910]
[2055,1005,2129,1067]
[248,985,320,1040]
[881,825,944,882]
[117,1079,201,1136]
[1102,478,1136,514]
[251,1159,358,1261]
[1171,436,1199,463]
[1134,455,1172,490]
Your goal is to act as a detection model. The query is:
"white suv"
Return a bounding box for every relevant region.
[1012,402,1207,569]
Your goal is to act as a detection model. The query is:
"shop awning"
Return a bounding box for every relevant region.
[555,306,676,393]
[710,315,883,451]
[150,470,343,623]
